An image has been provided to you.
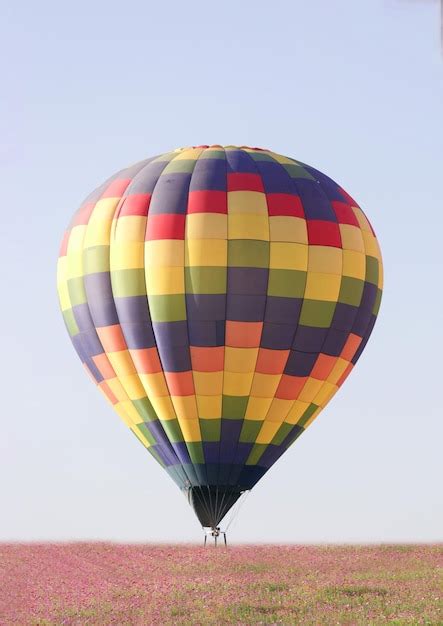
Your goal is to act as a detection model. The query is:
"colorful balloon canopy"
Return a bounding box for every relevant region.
[57,145,383,529]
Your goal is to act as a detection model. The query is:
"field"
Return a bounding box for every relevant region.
[0,544,441,625]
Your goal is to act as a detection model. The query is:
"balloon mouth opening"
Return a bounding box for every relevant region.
[185,485,244,528]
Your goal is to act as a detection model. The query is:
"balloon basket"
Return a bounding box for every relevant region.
[203,527,227,547]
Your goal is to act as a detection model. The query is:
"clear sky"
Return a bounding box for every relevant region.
[1,0,442,543]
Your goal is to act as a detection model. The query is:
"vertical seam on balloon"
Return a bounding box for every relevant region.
[110,153,191,486]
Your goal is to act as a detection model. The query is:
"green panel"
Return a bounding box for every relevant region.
[136,422,156,445]
[338,276,364,307]
[199,418,221,442]
[271,422,293,446]
[162,419,184,443]
[83,245,109,274]
[228,240,269,268]
[299,300,336,328]
[239,419,263,443]
[246,443,267,465]
[373,288,382,316]
[283,163,316,180]
[132,397,158,423]
[298,403,318,428]
[187,441,205,464]
[268,269,306,298]
[248,152,277,162]
[162,159,197,174]
[62,308,79,336]
[365,256,379,285]
[185,267,227,294]
[148,294,186,322]
[67,277,87,306]
[222,395,249,420]
[199,150,226,160]
[111,269,146,297]
[148,446,165,466]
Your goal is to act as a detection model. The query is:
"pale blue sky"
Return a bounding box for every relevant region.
[1,0,442,543]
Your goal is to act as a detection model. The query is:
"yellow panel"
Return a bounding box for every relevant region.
[150,395,176,420]
[114,402,134,428]
[223,371,254,396]
[172,395,198,421]
[118,374,146,400]
[185,239,227,267]
[313,381,338,407]
[146,266,184,295]
[173,148,204,160]
[66,251,84,279]
[227,191,268,215]
[339,224,365,252]
[193,371,223,396]
[352,206,372,232]
[111,242,144,270]
[106,377,129,402]
[250,373,281,398]
[84,198,120,247]
[224,347,259,373]
[269,216,308,243]
[286,400,311,424]
[362,230,379,257]
[113,216,147,242]
[145,240,184,267]
[327,358,349,385]
[270,242,308,270]
[57,258,71,310]
[180,419,201,443]
[267,151,298,165]
[196,395,222,419]
[107,350,136,377]
[244,396,273,421]
[342,250,366,279]
[67,225,87,252]
[304,272,341,302]
[131,426,150,449]
[308,246,342,275]
[303,406,322,429]
[265,398,293,423]
[256,421,281,444]
[118,400,144,425]
[228,214,269,240]
[139,372,169,397]
[298,377,324,403]
[186,213,227,239]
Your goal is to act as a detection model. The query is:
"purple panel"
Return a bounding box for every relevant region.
[225,150,257,173]
[84,273,119,327]
[261,322,295,349]
[151,445,173,466]
[120,157,156,181]
[85,357,104,383]
[360,281,378,311]
[123,160,170,195]
[188,320,225,346]
[121,322,156,349]
[185,294,226,321]
[331,302,358,331]
[305,166,347,202]
[171,442,191,465]
[322,328,349,356]
[227,267,268,295]
[281,424,304,448]
[73,329,103,358]
[234,442,254,465]
[285,350,318,376]
[189,158,226,191]
[72,303,95,332]
[203,442,219,464]
[226,294,266,321]
[293,325,328,352]
[352,315,376,364]
[258,443,285,469]
[157,345,191,372]
[153,321,189,346]
[264,297,302,324]
[255,161,294,194]
[149,173,192,215]
[114,296,151,324]
[352,307,372,337]
[221,418,242,444]
[296,179,336,221]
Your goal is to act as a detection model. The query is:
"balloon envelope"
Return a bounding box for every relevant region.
[57,146,383,528]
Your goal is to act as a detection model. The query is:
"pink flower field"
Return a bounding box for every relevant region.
[0,544,441,624]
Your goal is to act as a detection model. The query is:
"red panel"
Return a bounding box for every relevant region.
[310,354,337,380]
[337,362,353,387]
[331,201,359,226]
[187,190,227,214]
[190,346,224,372]
[226,321,263,347]
[145,214,186,240]
[340,333,362,361]
[59,231,69,257]
[70,202,95,227]
[164,371,195,396]
[130,348,162,374]
[267,193,304,217]
[338,186,359,207]
[307,220,342,247]
[102,178,131,198]
[276,375,307,400]
[227,173,264,192]
[118,193,151,217]
[256,348,290,374]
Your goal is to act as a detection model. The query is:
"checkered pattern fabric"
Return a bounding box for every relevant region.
[57,146,383,526]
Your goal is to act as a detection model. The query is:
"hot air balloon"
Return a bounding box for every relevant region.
[57,145,383,538]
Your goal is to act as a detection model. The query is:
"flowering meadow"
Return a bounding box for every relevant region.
[0,544,441,624]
